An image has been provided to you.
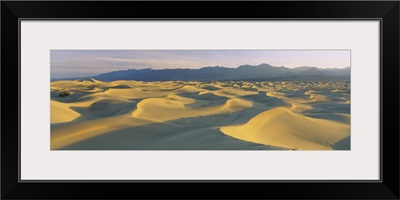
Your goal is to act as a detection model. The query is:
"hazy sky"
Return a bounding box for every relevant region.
[51,50,350,78]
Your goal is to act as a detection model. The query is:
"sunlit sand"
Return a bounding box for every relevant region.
[51,79,350,150]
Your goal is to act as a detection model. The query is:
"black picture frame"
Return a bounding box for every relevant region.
[1,1,399,199]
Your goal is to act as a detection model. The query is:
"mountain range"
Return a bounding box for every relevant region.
[58,63,351,82]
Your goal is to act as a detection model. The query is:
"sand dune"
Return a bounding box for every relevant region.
[51,115,155,149]
[105,88,167,99]
[50,100,80,124]
[220,107,349,150]
[132,95,253,122]
[50,79,350,150]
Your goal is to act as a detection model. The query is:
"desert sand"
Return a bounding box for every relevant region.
[51,79,350,150]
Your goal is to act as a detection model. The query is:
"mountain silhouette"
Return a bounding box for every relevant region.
[60,63,350,82]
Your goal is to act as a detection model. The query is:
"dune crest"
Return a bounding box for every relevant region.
[220,107,349,150]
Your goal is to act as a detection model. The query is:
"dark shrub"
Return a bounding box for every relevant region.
[59,91,70,97]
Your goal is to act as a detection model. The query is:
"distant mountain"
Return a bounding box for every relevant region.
[63,64,350,82]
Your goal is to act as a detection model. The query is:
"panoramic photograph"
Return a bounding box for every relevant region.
[50,50,350,150]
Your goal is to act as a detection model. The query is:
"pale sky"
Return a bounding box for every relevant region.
[51,50,350,78]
